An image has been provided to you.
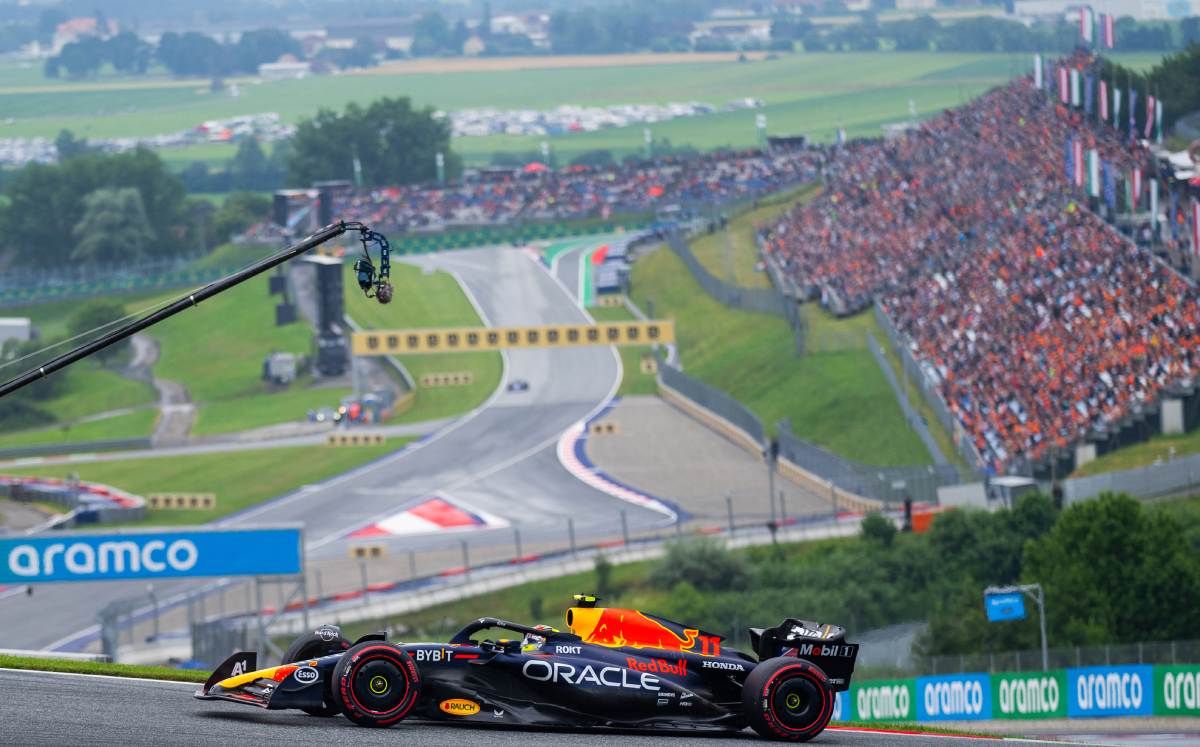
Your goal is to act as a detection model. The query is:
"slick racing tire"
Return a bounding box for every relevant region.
[742,657,834,742]
[333,641,421,728]
[282,625,352,717]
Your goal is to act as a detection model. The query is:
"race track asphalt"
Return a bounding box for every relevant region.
[0,240,670,651]
[0,669,1065,747]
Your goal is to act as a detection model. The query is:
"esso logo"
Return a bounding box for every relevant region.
[293,667,319,683]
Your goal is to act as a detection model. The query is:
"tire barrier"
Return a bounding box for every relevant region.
[0,475,146,525]
[832,663,1200,723]
[352,320,675,356]
[589,421,620,436]
[418,372,475,388]
[146,493,216,510]
[349,544,386,560]
[326,432,387,447]
[595,294,626,308]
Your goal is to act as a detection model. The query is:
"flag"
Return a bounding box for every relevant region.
[1059,67,1069,104]
[1044,58,1052,97]
[1145,95,1156,139]
[1150,178,1159,233]
[1084,73,1094,115]
[836,127,846,146]
[1132,168,1142,210]
[1099,79,1109,121]
[1064,137,1073,182]
[1080,6,1095,44]
[1074,139,1086,187]
[1169,187,1179,240]
[1034,54,1043,89]
[1070,68,1081,107]
[1088,149,1101,197]
[1192,199,1200,257]
[1103,13,1115,48]
[1129,89,1138,141]
[1113,87,1122,127]
[1156,98,1164,144]
[1103,161,1116,209]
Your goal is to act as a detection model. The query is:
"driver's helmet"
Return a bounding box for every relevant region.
[521,624,554,652]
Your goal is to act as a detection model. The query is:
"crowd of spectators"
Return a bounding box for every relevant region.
[327,148,823,231]
[762,51,1195,473]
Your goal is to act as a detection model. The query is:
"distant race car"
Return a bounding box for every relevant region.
[196,595,859,742]
[506,379,530,392]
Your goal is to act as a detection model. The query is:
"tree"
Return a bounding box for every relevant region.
[232,29,302,74]
[55,36,105,78]
[71,187,156,265]
[411,11,452,56]
[105,31,151,75]
[230,138,270,190]
[288,97,460,187]
[1023,493,1200,646]
[67,300,130,363]
[157,31,225,76]
[55,129,92,161]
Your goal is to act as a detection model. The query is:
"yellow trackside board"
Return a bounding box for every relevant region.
[350,320,675,356]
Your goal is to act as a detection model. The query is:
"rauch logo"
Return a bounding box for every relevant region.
[6,539,198,578]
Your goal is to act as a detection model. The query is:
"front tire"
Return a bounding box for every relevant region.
[742,657,834,742]
[333,641,421,728]
[282,625,351,717]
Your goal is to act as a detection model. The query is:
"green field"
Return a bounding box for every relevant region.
[631,217,930,466]
[4,442,400,525]
[345,260,502,423]
[0,52,1166,169]
[1072,428,1200,477]
[691,184,821,290]
[0,408,157,448]
[589,305,658,397]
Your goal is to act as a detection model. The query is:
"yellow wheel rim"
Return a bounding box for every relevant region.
[785,693,802,710]
[369,675,389,695]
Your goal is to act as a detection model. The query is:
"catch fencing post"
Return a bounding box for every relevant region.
[568,518,577,556]
[726,494,735,536]
[254,578,265,659]
[620,510,629,546]
[408,550,417,579]
[301,570,309,631]
[513,527,523,559]
[359,558,369,606]
[147,584,159,641]
[461,540,470,578]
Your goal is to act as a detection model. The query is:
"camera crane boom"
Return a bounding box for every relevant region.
[0,220,392,400]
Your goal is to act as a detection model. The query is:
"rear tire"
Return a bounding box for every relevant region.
[742,657,834,742]
[333,641,421,728]
[282,625,351,717]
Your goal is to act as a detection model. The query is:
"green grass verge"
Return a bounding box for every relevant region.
[0,408,158,448]
[589,305,657,397]
[0,654,207,683]
[345,261,502,423]
[1071,429,1200,477]
[148,276,351,435]
[690,184,820,290]
[3,442,402,525]
[632,242,930,466]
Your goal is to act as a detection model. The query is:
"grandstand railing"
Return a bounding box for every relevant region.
[916,638,1200,679]
[873,301,988,473]
[776,419,959,506]
[664,231,806,353]
[1062,450,1200,504]
[657,355,766,449]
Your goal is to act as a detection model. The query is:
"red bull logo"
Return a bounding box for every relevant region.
[566,607,720,655]
[626,657,687,676]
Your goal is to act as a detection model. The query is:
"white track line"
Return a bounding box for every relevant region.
[0,667,195,687]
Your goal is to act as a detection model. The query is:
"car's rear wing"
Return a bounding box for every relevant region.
[748,618,859,691]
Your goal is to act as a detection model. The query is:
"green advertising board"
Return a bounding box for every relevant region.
[852,678,916,722]
[1155,665,1200,716]
[991,670,1068,719]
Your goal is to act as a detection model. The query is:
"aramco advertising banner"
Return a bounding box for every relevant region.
[832,664,1198,722]
[0,527,302,583]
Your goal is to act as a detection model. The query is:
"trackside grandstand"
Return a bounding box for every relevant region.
[762,49,1200,478]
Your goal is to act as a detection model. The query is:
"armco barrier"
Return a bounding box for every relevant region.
[833,663,1199,723]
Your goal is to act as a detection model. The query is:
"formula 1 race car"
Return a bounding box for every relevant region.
[196,595,859,742]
